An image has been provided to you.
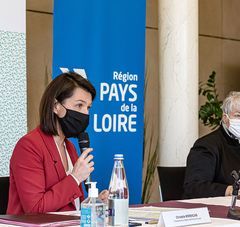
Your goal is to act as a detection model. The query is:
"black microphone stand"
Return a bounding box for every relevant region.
[227,170,240,220]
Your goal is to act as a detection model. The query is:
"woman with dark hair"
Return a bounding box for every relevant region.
[7,72,108,214]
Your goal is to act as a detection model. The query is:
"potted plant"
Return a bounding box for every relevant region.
[199,71,222,130]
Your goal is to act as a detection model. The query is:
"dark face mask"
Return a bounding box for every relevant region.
[58,106,89,138]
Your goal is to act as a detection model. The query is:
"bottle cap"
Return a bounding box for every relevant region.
[114,154,124,160]
[88,182,98,197]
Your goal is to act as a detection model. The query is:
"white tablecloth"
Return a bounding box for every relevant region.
[0,197,240,226]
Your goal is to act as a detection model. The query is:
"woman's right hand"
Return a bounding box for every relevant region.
[71,148,94,183]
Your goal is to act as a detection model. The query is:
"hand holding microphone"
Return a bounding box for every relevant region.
[76,132,109,200]
[71,132,93,187]
[71,146,94,183]
[78,132,92,184]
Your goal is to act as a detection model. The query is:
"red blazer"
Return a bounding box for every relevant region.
[7,127,84,215]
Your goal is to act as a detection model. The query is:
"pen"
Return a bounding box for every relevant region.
[145,220,158,224]
[129,221,143,226]
[129,218,159,225]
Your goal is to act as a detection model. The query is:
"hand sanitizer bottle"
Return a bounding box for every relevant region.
[80,182,106,227]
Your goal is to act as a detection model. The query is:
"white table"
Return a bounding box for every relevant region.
[0,197,240,226]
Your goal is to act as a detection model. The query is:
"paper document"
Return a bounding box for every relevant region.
[129,206,182,224]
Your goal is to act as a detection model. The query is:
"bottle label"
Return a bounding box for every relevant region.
[80,207,91,227]
[96,205,106,226]
[108,199,128,226]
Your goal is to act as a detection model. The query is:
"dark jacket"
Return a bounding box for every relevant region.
[184,125,240,199]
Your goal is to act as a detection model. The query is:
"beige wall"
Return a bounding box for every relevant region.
[27,0,53,131]
[145,0,240,202]
[199,0,240,136]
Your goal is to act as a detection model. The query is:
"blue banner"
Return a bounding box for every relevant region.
[53,0,146,204]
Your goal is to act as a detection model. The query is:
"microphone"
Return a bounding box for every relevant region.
[77,132,91,189]
[228,169,240,220]
[78,132,90,152]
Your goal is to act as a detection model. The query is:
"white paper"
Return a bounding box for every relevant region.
[158,207,211,227]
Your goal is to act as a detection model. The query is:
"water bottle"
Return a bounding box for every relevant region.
[108,154,129,226]
[80,182,106,227]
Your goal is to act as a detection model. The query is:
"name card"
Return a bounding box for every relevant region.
[158,207,211,227]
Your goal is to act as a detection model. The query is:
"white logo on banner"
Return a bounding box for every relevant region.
[60,67,87,79]
[94,71,138,133]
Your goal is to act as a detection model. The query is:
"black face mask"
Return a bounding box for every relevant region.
[58,107,89,138]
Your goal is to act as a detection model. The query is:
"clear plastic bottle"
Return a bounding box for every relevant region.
[80,182,106,227]
[108,154,129,226]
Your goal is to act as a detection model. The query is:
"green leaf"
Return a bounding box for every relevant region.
[206,83,214,87]
[207,93,214,101]
[199,71,222,130]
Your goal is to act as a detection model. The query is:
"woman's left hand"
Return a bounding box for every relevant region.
[99,189,109,203]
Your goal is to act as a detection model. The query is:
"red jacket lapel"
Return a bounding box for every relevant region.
[37,128,66,181]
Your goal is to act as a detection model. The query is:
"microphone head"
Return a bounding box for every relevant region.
[78,132,90,152]
[231,170,239,181]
